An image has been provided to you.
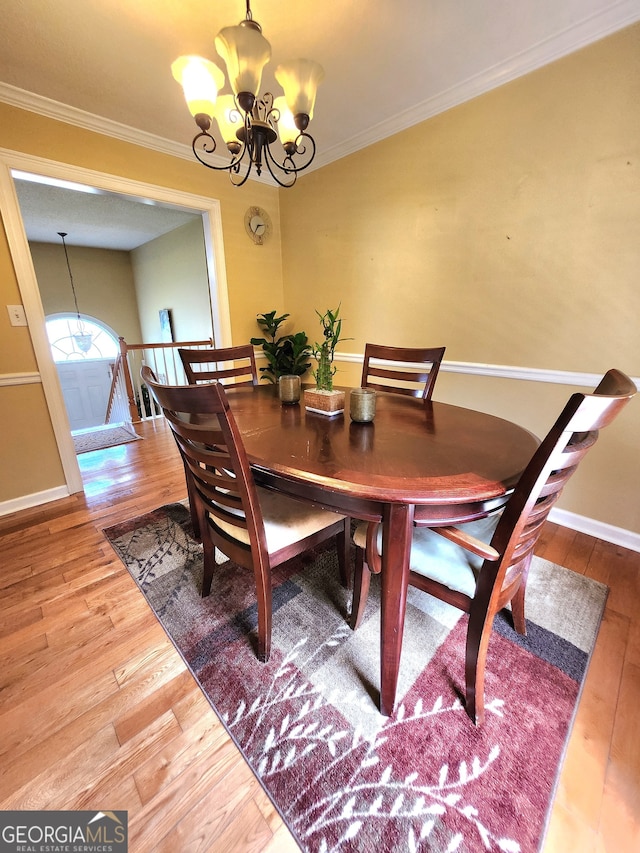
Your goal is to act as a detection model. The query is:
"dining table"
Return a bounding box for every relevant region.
[224,383,540,717]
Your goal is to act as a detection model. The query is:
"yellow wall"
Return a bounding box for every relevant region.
[30,241,143,344]
[131,219,211,343]
[0,24,638,535]
[0,104,282,503]
[281,24,640,534]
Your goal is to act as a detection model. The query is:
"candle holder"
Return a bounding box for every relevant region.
[349,388,376,422]
[278,374,301,405]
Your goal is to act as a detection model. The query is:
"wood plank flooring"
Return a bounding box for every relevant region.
[1,417,638,851]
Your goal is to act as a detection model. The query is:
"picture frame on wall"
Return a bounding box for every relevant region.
[159,308,174,343]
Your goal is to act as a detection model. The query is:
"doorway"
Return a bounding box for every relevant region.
[46,314,121,432]
[0,150,232,495]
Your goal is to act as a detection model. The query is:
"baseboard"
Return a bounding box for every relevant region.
[0,486,70,518]
[549,507,640,553]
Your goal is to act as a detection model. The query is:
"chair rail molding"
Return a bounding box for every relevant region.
[0,371,41,386]
[335,352,639,390]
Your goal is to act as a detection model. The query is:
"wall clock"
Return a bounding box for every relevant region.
[244,206,272,245]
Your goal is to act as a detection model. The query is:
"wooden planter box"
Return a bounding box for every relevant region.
[303,388,345,417]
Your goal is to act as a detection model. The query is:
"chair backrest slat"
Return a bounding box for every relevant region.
[178,345,258,387]
[491,369,636,589]
[361,344,446,399]
[141,366,267,561]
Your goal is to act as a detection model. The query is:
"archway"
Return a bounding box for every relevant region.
[0,148,232,494]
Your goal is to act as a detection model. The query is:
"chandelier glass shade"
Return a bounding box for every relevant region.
[58,232,93,354]
[171,1,324,187]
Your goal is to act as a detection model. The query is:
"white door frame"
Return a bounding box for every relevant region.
[0,148,232,494]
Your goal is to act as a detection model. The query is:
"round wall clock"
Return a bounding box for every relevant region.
[244,206,272,245]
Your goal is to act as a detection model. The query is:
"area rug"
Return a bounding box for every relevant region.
[73,424,141,454]
[103,503,608,853]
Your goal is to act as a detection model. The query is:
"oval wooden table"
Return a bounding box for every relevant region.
[224,384,540,716]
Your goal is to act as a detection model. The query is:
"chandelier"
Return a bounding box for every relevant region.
[58,231,93,354]
[171,0,324,188]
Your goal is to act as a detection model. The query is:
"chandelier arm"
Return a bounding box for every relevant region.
[262,131,317,181]
[289,132,317,172]
[191,129,256,187]
[262,150,297,188]
[192,130,247,174]
[228,159,254,187]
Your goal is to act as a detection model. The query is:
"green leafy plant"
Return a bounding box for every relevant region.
[250,310,312,384]
[312,306,349,391]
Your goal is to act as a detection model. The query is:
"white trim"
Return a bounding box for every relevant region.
[0,82,190,160]
[335,352,640,389]
[0,486,71,518]
[0,148,233,497]
[3,353,639,547]
[313,1,640,169]
[0,372,41,387]
[549,508,640,554]
[1,4,638,174]
[0,161,82,491]
[0,83,275,186]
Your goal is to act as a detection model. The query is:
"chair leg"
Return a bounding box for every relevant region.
[350,547,372,630]
[336,517,352,588]
[184,466,201,542]
[464,605,497,726]
[200,520,215,598]
[511,557,531,635]
[511,584,527,635]
[253,557,272,663]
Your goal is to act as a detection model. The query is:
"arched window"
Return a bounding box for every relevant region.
[46,314,120,362]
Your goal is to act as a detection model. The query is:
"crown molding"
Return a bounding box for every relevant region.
[0,82,191,158]
[0,3,638,177]
[0,82,276,186]
[312,0,640,170]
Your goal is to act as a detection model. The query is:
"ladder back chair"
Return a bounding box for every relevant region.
[178,344,258,386]
[350,368,636,725]
[361,343,446,399]
[142,366,350,663]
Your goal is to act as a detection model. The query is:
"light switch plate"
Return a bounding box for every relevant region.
[7,305,28,326]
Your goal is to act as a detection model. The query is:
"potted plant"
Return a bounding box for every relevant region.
[304,306,348,415]
[250,310,312,384]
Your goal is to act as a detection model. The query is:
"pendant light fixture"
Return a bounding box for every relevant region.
[58,231,93,354]
[171,0,324,187]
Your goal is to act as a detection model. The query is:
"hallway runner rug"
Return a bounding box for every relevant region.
[73,423,141,454]
[104,503,607,853]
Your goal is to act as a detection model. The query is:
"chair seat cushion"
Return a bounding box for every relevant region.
[214,487,344,554]
[353,513,500,598]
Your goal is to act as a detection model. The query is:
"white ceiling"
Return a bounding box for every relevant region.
[2,0,639,250]
[13,174,201,251]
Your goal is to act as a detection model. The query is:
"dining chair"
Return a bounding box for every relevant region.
[350,368,636,725]
[142,366,350,663]
[361,343,446,399]
[178,344,258,386]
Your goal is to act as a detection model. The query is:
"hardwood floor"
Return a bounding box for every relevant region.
[1,417,638,852]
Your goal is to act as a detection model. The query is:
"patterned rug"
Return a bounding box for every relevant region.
[73,424,141,454]
[103,503,607,853]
